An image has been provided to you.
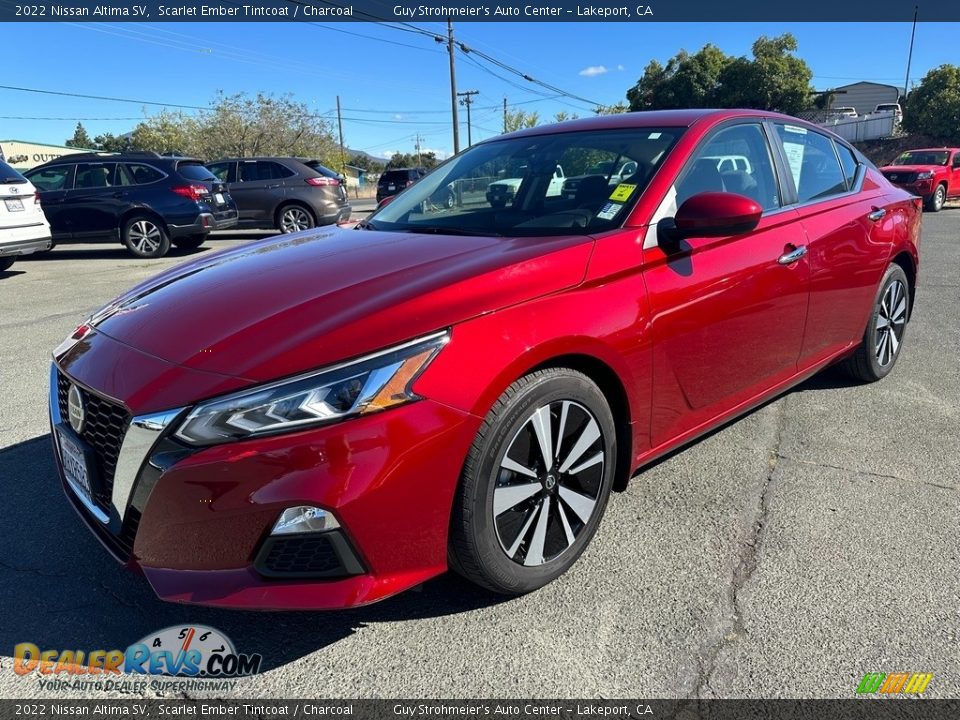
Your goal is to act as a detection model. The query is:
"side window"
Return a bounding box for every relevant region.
[74,163,117,189]
[952,153,960,169]
[239,162,260,182]
[774,124,847,203]
[207,163,231,182]
[836,144,860,190]
[125,164,165,185]
[676,124,781,211]
[26,165,73,191]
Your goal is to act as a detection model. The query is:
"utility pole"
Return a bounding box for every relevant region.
[414,133,422,166]
[336,95,346,175]
[903,5,918,100]
[447,19,460,155]
[503,97,508,133]
[457,90,479,147]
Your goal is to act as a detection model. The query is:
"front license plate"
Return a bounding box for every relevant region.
[387,185,396,191]
[4,198,24,212]
[214,193,225,205]
[57,428,93,499]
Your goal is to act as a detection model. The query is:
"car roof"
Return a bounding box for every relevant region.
[485,109,819,142]
[31,152,200,167]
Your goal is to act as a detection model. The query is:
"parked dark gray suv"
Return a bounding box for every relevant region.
[206,157,351,233]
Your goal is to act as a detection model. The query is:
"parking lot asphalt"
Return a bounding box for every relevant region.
[0,210,957,699]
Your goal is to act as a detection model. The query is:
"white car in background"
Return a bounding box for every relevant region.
[0,160,51,272]
[486,165,565,208]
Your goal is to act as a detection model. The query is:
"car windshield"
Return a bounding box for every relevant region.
[892,151,949,166]
[178,162,219,181]
[368,127,682,237]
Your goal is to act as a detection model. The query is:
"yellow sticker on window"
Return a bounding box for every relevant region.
[609,184,636,202]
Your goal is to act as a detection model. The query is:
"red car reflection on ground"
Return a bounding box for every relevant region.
[50,110,921,609]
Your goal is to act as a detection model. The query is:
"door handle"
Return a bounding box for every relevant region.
[867,208,886,222]
[778,245,807,265]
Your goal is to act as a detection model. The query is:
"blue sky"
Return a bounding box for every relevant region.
[1,21,955,159]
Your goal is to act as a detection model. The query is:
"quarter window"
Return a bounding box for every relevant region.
[677,123,781,211]
[774,124,847,203]
[124,164,165,185]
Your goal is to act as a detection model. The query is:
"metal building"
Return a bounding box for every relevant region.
[828,82,901,116]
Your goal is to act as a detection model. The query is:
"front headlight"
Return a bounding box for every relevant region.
[174,331,449,446]
[917,171,935,180]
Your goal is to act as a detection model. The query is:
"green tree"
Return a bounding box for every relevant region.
[386,151,438,170]
[593,103,630,115]
[347,152,386,173]
[129,111,198,156]
[504,109,540,132]
[65,122,95,149]
[626,34,813,115]
[627,44,731,110]
[93,133,134,153]
[716,34,814,114]
[553,111,581,123]
[904,65,960,140]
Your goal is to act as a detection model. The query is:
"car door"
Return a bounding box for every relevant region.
[642,121,810,447]
[233,161,287,224]
[25,164,74,237]
[62,162,125,239]
[770,123,893,368]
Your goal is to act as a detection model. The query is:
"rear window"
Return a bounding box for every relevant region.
[177,162,218,181]
[306,162,339,179]
[0,160,27,184]
[380,170,415,184]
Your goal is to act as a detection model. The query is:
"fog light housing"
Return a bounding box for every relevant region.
[271,506,340,535]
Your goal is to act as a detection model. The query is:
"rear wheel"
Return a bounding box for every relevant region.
[172,234,207,250]
[122,216,170,258]
[0,257,15,272]
[277,204,315,233]
[925,184,946,212]
[842,264,910,382]
[449,368,617,595]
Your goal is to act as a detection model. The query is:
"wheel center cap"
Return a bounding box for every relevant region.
[544,474,557,491]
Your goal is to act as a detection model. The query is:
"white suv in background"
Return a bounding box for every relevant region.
[0,159,51,272]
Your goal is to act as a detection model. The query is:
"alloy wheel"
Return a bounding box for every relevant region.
[493,400,605,566]
[129,220,162,254]
[934,186,945,211]
[280,207,312,233]
[875,279,907,367]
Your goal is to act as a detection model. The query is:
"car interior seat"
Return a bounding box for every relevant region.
[575,175,613,212]
[677,159,727,204]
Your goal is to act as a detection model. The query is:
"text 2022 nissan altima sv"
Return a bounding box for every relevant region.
[49,110,921,610]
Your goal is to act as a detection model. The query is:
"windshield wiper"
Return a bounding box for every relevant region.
[402,226,502,237]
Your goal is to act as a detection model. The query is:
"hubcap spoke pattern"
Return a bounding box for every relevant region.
[130,221,161,254]
[875,279,907,367]
[281,208,311,233]
[493,400,605,566]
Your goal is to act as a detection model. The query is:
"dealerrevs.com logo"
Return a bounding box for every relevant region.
[13,625,262,692]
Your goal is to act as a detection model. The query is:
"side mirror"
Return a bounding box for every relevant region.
[660,192,762,245]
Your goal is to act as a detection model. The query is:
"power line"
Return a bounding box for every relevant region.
[0,83,208,110]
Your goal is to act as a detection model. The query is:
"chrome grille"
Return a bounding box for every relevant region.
[56,371,131,511]
[884,171,918,184]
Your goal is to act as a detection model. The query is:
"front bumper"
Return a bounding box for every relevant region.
[49,358,480,610]
[888,179,935,199]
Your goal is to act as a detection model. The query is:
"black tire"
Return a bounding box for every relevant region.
[443,190,455,209]
[0,257,15,272]
[842,264,910,382]
[122,216,170,258]
[172,234,207,250]
[925,184,946,212]
[276,204,315,233]
[449,368,617,595]
[489,199,507,209]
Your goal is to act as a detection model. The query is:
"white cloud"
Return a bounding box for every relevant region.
[578,65,608,78]
[617,64,625,71]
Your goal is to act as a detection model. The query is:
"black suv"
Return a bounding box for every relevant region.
[376,167,427,203]
[206,157,351,233]
[25,152,238,258]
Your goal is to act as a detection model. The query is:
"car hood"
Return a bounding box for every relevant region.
[88,227,594,383]
[880,164,943,174]
[489,178,523,189]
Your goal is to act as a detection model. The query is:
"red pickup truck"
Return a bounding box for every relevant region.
[880,147,960,212]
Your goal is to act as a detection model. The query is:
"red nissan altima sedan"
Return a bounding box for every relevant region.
[49,110,921,609]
